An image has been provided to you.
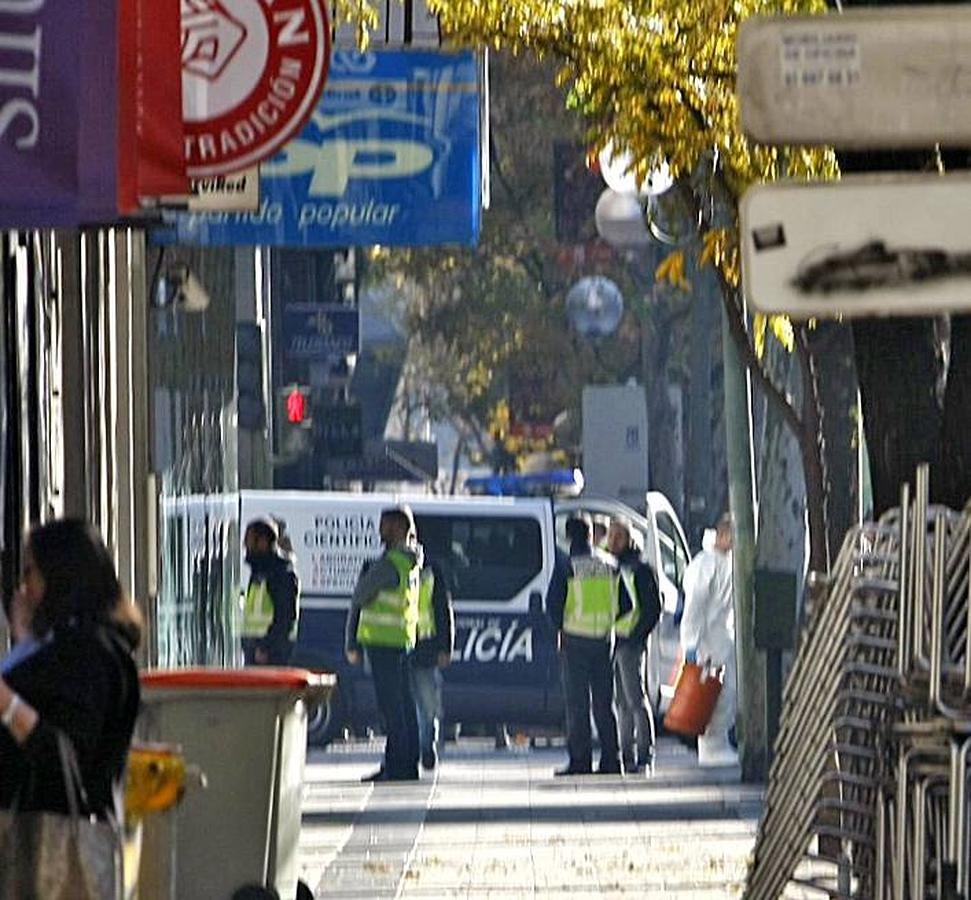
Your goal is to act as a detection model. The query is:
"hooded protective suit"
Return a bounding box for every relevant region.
[679,546,737,764]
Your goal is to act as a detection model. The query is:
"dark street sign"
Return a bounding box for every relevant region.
[282,302,359,365]
[326,440,438,483]
[318,404,363,459]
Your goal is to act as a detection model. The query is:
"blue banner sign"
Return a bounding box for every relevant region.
[282,303,359,364]
[158,49,481,247]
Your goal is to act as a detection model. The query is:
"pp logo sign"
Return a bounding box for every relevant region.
[181,0,330,177]
[262,110,437,197]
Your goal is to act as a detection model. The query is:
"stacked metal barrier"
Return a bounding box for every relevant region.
[745,466,971,899]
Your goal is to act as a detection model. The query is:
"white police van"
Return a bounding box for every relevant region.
[160,488,690,744]
[239,491,559,745]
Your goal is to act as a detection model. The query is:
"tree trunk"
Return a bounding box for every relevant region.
[810,323,860,552]
[852,318,940,517]
[755,342,807,580]
[797,328,830,573]
[718,282,830,574]
[938,314,971,509]
[449,430,466,495]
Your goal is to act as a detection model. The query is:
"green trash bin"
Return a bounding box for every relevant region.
[138,667,335,900]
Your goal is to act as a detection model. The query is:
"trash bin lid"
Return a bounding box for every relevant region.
[141,667,332,690]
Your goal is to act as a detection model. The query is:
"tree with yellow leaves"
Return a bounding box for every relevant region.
[366,52,651,482]
[404,0,841,572]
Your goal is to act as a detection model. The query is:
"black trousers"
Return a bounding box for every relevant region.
[367,646,420,779]
[242,638,293,666]
[561,636,621,773]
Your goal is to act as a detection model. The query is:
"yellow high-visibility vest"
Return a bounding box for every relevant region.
[563,553,619,639]
[357,550,420,649]
[417,569,436,641]
[241,581,273,638]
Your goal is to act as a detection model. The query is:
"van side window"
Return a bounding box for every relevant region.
[674,530,689,586]
[655,512,682,588]
[414,514,543,602]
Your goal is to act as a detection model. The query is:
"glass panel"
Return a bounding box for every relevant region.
[416,514,542,602]
[149,247,240,667]
[655,513,679,584]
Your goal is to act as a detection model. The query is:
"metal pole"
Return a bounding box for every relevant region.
[721,304,766,781]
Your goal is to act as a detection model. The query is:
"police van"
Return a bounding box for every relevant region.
[240,491,560,745]
[240,488,691,744]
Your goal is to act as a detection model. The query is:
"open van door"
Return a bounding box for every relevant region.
[645,492,692,711]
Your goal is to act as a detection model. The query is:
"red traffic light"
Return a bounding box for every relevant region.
[286,388,307,424]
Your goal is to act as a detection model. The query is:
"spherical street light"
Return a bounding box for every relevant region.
[643,158,674,197]
[566,276,625,338]
[598,142,640,195]
[594,189,650,249]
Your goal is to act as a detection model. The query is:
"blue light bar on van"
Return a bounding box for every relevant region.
[465,468,585,498]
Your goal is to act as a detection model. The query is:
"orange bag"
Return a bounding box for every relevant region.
[663,661,724,736]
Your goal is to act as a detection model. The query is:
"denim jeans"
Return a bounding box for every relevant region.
[410,664,443,760]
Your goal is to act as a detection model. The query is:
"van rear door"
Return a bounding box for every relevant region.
[412,499,558,726]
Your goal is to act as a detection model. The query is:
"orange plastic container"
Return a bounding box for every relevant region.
[663,662,724,736]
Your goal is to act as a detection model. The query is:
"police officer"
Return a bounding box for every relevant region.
[607,518,662,774]
[345,506,421,783]
[547,513,631,776]
[411,557,454,771]
[241,518,299,666]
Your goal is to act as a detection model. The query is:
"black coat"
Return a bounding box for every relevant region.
[246,550,299,658]
[616,548,662,646]
[0,623,140,817]
[412,560,455,669]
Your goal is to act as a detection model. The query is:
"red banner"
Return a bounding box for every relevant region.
[118,0,188,212]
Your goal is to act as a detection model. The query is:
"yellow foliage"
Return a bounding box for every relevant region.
[753,314,768,360]
[655,250,691,292]
[699,228,740,288]
[330,0,380,47]
[490,399,511,439]
[411,0,838,231]
[334,0,840,367]
[753,313,795,360]
[770,315,795,353]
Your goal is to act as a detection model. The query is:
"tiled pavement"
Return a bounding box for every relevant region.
[298,737,762,899]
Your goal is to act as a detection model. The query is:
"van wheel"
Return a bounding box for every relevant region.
[308,686,346,748]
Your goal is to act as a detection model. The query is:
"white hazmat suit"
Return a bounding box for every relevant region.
[680,544,738,766]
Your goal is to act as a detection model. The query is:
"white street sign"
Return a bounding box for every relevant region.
[332,0,441,46]
[738,7,971,147]
[740,174,971,319]
[187,167,261,212]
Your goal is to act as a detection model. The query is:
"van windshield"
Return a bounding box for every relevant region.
[414,514,543,603]
[554,511,649,556]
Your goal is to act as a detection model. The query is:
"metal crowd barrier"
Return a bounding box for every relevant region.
[745,465,971,899]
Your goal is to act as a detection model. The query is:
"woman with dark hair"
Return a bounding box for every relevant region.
[0,519,141,820]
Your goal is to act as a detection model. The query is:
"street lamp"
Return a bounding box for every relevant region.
[598,142,641,195]
[566,276,625,338]
[594,189,651,249]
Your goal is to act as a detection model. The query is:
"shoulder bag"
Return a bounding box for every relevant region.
[0,730,122,900]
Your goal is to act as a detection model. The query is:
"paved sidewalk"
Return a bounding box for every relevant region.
[299,737,762,899]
